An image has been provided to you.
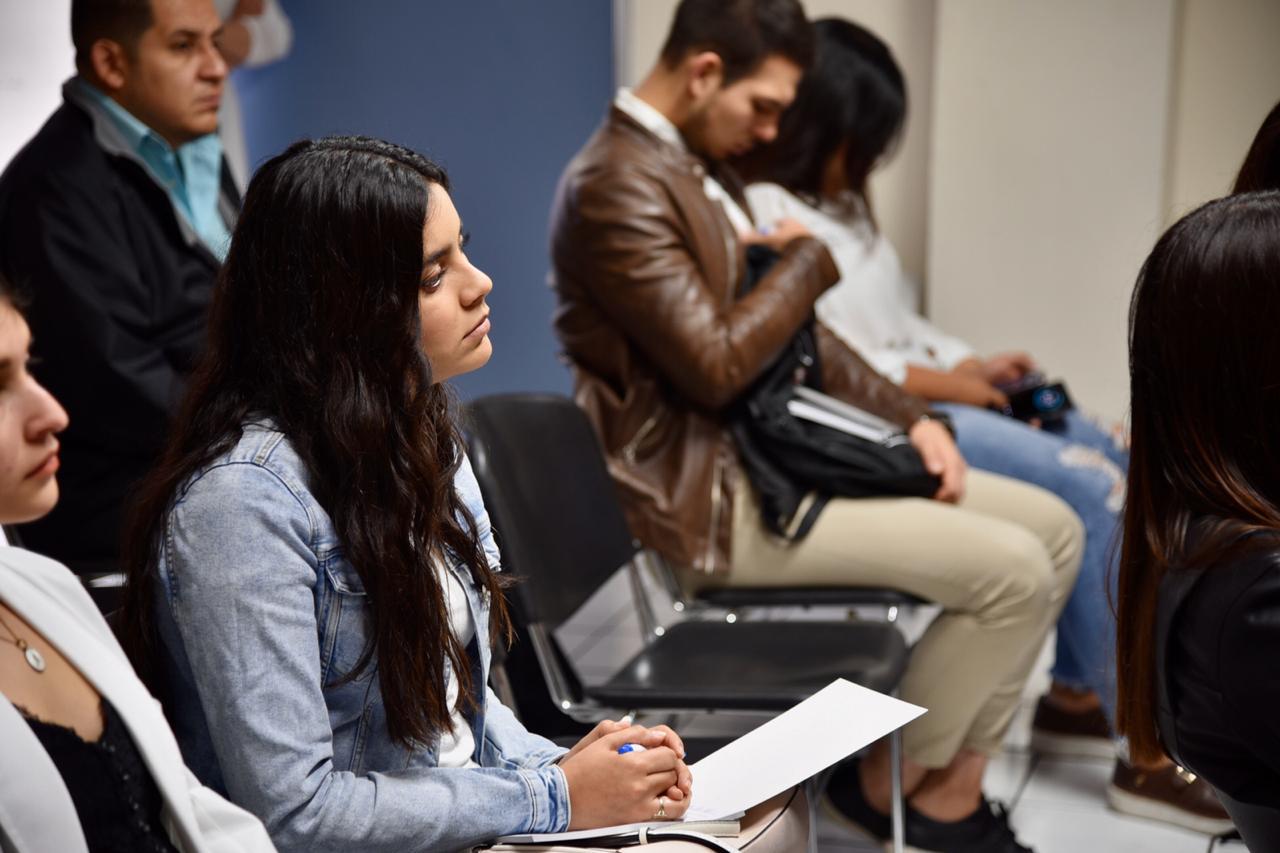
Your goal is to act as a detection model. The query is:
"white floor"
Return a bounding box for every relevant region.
[548,566,1247,853]
[810,707,1234,852]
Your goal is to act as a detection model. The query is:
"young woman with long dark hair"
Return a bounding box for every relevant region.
[0,274,275,853]
[119,136,696,852]
[1118,190,1280,849]
[739,16,1230,837]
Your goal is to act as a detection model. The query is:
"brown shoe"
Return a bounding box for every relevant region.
[1107,760,1235,835]
[1030,696,1114,759]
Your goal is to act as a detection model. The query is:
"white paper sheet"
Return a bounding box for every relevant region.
[494,678,925,844]
[683,678,925,821]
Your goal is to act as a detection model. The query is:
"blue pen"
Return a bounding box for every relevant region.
[617,743,648,755]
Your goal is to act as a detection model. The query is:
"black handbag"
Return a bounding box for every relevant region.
[731,246,940,540]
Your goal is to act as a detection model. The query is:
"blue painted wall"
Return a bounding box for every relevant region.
[236,1,614,399]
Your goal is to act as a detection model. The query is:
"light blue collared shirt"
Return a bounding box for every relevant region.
[72,78,231,261]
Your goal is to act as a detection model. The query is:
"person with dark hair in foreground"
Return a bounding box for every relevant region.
[1118,190,1280,851]
[0,273,275,853]
[741,18,1231,835]
[550,2,1084,850]
[116,136,731,853]
[0,0,237,577]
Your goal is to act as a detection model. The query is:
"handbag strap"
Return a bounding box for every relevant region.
[784,494,830,542]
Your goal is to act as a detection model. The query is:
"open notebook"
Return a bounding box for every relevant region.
[492,679,926,847]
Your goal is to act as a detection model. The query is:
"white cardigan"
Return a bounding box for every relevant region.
[745,182,974,384]
[0,547,276,853]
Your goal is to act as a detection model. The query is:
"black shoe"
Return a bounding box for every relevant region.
[821,758,891,843]
[905,798,1032,853]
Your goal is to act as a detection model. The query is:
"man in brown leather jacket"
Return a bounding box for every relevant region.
[549,2,1083,850]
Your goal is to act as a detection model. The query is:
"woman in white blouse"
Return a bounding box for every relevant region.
[0,274,276,853]
[741,17,1230,837]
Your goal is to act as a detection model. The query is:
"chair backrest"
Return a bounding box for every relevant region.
[465,393,639,630]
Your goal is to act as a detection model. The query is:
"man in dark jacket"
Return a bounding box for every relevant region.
[0,0,235,574]
[549,2,1083,851]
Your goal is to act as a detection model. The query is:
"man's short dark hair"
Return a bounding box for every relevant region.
[71,0,153,71]
[659,0,814,84]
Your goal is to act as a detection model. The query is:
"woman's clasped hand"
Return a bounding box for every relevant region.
[559,720,694,829]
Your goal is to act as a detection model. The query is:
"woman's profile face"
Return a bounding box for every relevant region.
[418,184,494,383]
[0,302,68,525]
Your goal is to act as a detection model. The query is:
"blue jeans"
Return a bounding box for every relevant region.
[935,403,1128,725]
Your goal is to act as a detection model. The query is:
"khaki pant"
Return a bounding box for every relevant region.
[691,470,1083,769]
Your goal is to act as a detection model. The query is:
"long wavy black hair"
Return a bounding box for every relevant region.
[736,17,904,226]
[1117,190,1280,761]
[121,135,511,748]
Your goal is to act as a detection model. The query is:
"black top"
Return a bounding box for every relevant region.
[22,698,179,853]
[1158,525,1280,808]
[0,92,235,574]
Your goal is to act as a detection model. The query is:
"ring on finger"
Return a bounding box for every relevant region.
[654,796,667,819]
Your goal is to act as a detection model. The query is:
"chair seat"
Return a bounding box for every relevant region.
[696,586,928,610]
[588,620,908,711]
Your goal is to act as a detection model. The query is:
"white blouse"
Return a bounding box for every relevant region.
[0,547,276,853]
[436,562,479,769]
[745,182,973,384]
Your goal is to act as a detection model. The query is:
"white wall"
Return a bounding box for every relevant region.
[926,0,1177,421]
[0,1,75,167]
[1163,0,1280,222]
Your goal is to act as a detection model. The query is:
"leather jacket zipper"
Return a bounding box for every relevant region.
[621,412,660,464]
[722,219,737,306]
[705,454,723,573]
[708,183,736,572]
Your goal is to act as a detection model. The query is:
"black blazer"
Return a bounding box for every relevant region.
[1157,525,1280,850]
[0,95,236,573]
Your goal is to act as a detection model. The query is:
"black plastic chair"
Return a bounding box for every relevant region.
[466,392,913,851]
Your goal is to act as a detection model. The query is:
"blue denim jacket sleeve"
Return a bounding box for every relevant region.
[480,685,570,771]
[163,460,570,853]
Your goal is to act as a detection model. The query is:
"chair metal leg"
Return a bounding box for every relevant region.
[636,549,693,614]
[627,559,666,641]
[890,727,905,853]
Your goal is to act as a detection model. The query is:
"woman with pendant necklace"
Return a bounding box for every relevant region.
[0,275,277,853]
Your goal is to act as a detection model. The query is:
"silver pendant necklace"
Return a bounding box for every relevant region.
[0,608,46,673]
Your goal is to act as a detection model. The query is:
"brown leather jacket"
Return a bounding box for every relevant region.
[549,108,930,575]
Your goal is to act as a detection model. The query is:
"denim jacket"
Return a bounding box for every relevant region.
[154,421,570,853]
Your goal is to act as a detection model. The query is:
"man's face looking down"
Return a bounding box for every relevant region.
[681,53,802,161]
